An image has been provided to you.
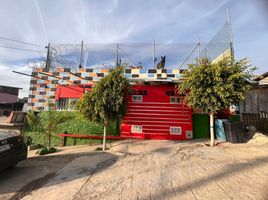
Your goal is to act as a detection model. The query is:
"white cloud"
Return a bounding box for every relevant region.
[0,0,267,87]
[0,64,31,98]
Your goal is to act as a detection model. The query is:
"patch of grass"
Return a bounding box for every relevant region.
[24,111,119,147]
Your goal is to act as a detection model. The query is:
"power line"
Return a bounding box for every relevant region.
[0,35,43,47]
[0,45,46,53]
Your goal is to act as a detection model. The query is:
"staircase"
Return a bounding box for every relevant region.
[121,102,193,140]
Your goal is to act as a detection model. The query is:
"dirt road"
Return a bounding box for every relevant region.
[1,140,268,200]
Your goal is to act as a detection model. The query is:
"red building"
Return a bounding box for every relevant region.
[54,82,193,140]
[121,84,192,140]
[28,67,193,140]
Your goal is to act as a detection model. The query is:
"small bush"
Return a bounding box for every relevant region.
[26,136,33,146]
[37,147,57,155]
[48,147,57,153]
[37,147,49,155]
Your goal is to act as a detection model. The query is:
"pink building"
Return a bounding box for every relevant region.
[0,85,22,116]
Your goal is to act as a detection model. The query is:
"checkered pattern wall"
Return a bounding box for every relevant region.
[28,67,184,111]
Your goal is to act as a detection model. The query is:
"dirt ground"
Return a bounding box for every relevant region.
[1,140,268,200]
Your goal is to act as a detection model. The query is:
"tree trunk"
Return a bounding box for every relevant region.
[48,133,51,149]
[209,113,215,146]
[102,124,107,151]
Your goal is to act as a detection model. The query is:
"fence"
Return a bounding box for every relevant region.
[241,111,268,130]
[37,20,232,71]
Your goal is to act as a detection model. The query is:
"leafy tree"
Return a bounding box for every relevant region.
[76,66,131,150]
[27,105,71,148]
[179,58,255,146]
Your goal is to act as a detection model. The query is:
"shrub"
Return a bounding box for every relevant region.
[37,147,57,155]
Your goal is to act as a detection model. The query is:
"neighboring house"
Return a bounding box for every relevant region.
[0,85,23,116]
[240,72,268,113]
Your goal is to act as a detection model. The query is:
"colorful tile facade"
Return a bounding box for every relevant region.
[28,67,184,111]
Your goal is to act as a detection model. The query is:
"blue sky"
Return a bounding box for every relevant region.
[0,0,267,97]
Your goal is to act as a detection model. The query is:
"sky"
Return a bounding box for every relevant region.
[0,0,267,98]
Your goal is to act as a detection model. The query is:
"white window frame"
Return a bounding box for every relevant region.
[132,95,143,102]
[131,125,143,133]
[170,96,183,104]
[170,127,182,135]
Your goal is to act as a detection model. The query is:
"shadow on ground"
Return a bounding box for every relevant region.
[0,151,119,200]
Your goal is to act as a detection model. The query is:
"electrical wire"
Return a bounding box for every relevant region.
[0,35,43,47]
[0,45,46,53]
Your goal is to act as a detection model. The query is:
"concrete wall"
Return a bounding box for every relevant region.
[240,86,268,113]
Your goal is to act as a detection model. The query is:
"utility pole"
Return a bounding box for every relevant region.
[197,38,200,64]
[226,8,234,61]
[79,40,84,68]
[153,40,156,68]
[45,42,51,69]
[116,43,119,67]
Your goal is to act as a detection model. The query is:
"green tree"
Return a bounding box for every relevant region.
[179,58,255,146]
[76,66,131,150]
[27,105,71,148]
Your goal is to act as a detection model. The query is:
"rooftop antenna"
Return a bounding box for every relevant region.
[226,8,234,60]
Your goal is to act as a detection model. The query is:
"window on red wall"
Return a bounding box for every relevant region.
[132,90,148,95]
[132,95,143,102]
[166,90,175,96]
[170,97,183,104]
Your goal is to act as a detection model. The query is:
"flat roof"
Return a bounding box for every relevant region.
[0,85,22,90]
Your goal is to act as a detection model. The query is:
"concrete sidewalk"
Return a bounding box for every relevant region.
[21,152,118,200]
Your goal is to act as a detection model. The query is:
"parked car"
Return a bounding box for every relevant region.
[0,131,27,171]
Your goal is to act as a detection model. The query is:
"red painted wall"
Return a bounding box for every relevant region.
[129,85,179,102]
[55,84,93,100]
[54,83,193,140]
[121,84,193,140]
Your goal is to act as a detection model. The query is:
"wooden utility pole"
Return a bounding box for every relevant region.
[45,42,51,69]
[79,40,84,68]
